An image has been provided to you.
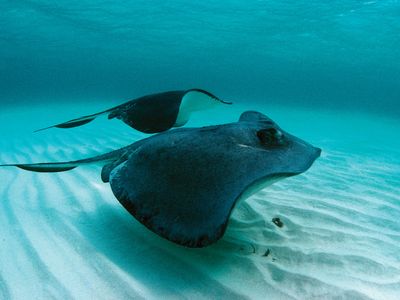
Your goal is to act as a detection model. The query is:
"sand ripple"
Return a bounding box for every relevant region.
[0,104,399,299]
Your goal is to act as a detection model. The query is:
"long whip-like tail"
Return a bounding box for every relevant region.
[34,108,115,133]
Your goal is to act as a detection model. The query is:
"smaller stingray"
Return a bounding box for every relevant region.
[1,111,321,248]
[35,88,232,133]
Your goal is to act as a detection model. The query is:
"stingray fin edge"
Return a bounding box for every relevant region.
[114,191,227,248]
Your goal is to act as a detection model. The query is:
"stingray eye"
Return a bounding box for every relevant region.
[257,128,284,146]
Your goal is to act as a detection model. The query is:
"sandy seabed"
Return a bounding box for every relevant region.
[0,101,399,300]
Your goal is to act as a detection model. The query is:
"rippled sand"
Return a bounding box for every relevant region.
[0,102,399,299]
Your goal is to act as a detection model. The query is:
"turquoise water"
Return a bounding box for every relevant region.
[1,1,399,299]
[1,1,399,115]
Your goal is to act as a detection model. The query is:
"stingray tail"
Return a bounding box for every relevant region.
[0,162,80,173]
[34,107,115,132]
[0,147,127,174]
[0,145,132,183]
[0,158,114,173]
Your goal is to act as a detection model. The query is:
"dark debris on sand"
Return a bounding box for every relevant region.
[272,217,284,228]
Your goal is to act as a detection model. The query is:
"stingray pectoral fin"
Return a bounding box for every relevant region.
[34,108,115,132]
[101,163,115,182]
[108,149,239,248]
[101,157,126,183]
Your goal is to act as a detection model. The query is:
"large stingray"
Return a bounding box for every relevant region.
[1,111,320,247]
[35,89,232,133]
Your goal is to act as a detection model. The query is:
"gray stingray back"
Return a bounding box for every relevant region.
[108,112,320,247]
[109,130,252,247]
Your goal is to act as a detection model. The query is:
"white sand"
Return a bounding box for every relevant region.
[0,102,399,299]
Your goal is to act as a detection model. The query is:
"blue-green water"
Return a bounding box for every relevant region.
[1,1,399,115]
[0,1,399,299]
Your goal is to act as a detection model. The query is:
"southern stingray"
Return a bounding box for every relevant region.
[1,111,320,247]
[35,88,232,133]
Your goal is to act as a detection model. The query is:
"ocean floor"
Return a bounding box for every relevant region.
[0,101,399,299]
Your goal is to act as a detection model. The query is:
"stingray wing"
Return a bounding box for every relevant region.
[108,138,250,248]
[113,91,185,133]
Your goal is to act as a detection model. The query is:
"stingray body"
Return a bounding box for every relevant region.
[35,89,231,133]
[1,111,320,247]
